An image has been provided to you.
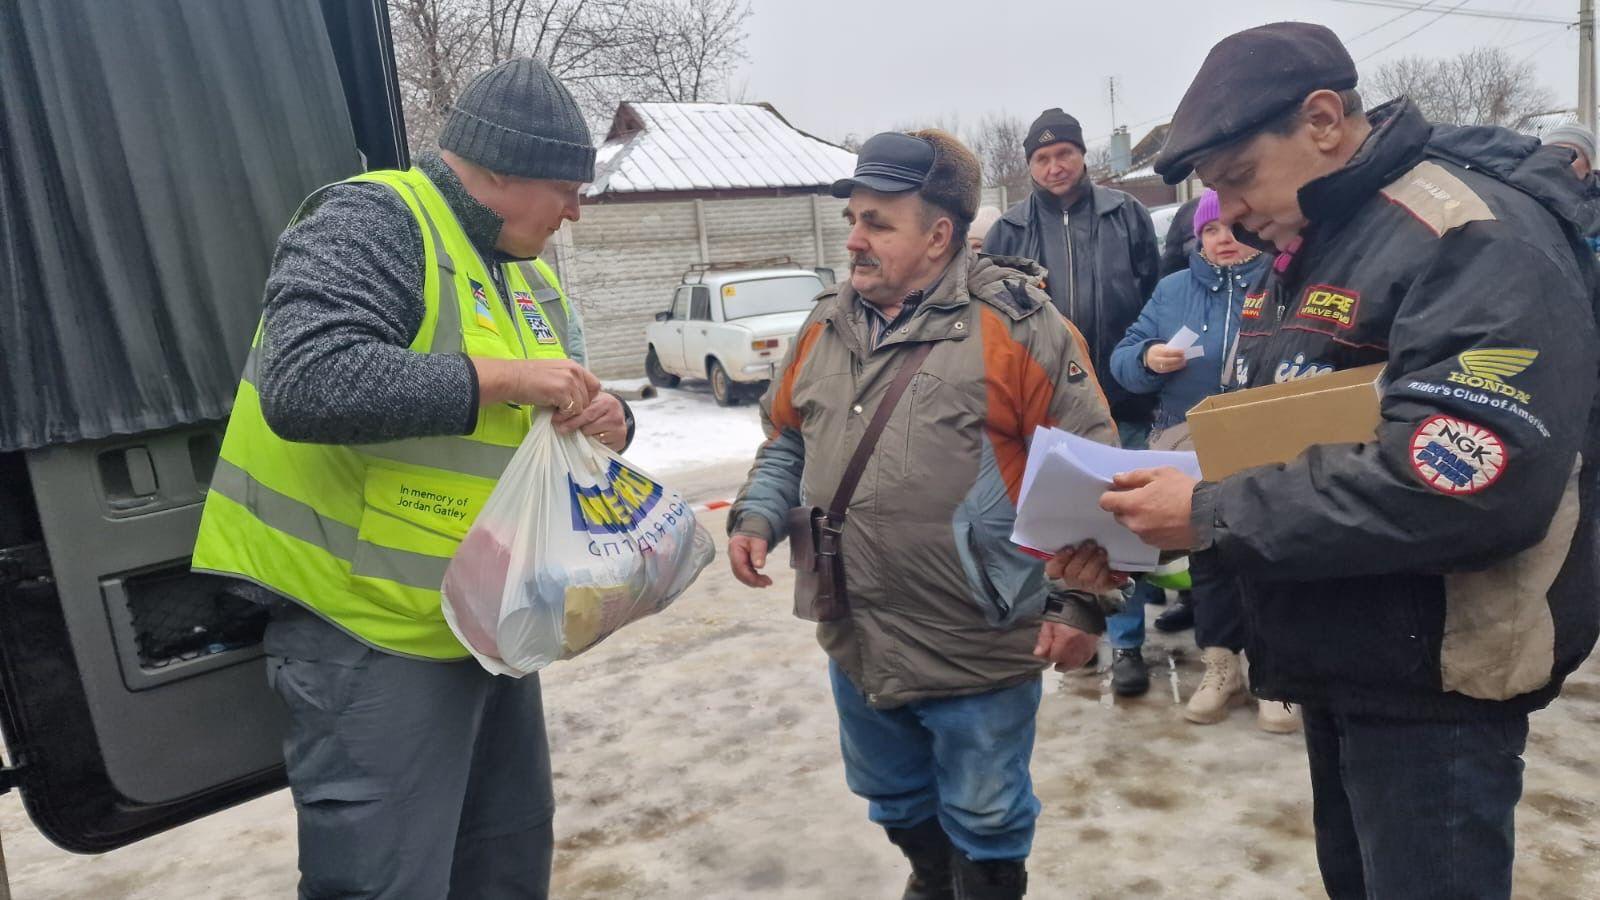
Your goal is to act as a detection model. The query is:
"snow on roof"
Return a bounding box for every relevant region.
[1112,163,1158,183]
[585,102,856,198]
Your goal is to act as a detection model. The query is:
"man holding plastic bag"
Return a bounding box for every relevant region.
[193,59,626,898]
[728,130,1121,899]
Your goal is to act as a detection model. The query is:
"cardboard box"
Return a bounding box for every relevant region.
[1186,364,1385,481]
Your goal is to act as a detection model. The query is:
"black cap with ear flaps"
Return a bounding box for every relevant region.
[1155,22,1358,185]
[830,132,936,197]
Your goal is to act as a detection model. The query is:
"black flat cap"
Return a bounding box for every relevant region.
[1155,22,1358,185]
[831,132,936,197]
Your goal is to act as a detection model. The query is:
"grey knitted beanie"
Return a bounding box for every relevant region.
[1545,123,1596,166]
[438,58,596,182]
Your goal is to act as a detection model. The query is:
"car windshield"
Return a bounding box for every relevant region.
[719,275,822,320]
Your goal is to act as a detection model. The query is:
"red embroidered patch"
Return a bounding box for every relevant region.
[1241,292,1266,320]
[1409,415,1506,495]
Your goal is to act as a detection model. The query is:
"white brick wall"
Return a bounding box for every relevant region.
[553,188,1012,380]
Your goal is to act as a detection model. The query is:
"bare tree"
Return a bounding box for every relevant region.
[391,0,754,155]
[626,0,752,103]
[970,113,1030,201]
[1367,46,1554,127]
[1084,142,1114,182]
[390,0,488,150]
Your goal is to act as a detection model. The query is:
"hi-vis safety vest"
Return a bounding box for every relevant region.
[193,167,575,659]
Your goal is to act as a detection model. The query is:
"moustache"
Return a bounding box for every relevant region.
[850,255,881,269]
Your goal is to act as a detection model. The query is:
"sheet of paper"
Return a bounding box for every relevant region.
[1184,345,1206,360]
[1011,427,1201,571]
[1168,325,1200,352]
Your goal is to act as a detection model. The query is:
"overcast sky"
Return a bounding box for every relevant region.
[732,0,1584,148]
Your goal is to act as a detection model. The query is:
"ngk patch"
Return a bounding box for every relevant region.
[1410,415,1506,495]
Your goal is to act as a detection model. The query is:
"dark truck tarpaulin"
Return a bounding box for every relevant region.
[0,0,363,452]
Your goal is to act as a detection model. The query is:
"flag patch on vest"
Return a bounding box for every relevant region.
[470,280,499,333]
[513,291,560,344]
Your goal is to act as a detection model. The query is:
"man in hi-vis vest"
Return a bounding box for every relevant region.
[193,59,629,898]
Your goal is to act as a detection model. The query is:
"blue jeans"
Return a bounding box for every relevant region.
[1106,580,1162,650]
[829,661,1041,861]
[1106,418,1157,650]
[1302,707,1528,900]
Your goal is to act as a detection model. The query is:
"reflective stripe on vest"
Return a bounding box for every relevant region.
[192,166,573,659]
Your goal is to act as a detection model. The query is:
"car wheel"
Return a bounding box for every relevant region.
[709,360,739,407]
[645,346,679,388]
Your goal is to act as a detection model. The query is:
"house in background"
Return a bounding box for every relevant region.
[1099,121,1203,210]
[544,101,855,379]
[551,101,999,379]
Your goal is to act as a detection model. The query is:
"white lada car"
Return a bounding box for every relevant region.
[644,261,830,406]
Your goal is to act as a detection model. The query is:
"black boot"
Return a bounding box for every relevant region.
[1110,648,1150,697]
[952,854,1027,899]
[1153,593,1195,633]
[885,818,955,900]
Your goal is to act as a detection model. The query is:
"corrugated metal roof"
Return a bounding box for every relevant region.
[586,102,856,198]
[1112,163,1157,183]
[1514,108,1597,141]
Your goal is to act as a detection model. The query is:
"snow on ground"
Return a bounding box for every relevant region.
[619,383,766,479]
[5,508,1600,898]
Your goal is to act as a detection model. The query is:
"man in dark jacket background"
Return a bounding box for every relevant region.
[1052,22,1600,900]
[982,108,1161,442]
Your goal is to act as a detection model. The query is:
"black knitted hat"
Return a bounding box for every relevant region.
[438,58,596,182]
[1024,109,1086,160]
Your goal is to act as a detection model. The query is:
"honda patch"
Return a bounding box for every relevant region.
[1410,415,1506,495]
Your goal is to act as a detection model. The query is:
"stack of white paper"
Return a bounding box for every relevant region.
[1011,427,1202,571]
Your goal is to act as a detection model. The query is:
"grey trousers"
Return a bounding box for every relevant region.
[264,605,554,899]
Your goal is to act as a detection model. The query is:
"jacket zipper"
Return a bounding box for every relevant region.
[1221,274,1235,391]
[1063,211,1076,321]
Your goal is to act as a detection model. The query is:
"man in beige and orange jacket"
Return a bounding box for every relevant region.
[728,129,1118,900]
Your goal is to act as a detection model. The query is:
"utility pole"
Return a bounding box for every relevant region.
[1582,0,1596,133]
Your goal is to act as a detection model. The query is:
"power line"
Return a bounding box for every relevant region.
[1505,23,1568,51]
[1358,0,1480,62]
[1324,0,1572,25]
[1347,0,1444,41]
[1516,26,1570,65]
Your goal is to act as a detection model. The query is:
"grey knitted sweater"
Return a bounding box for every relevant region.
[257,153,588,444]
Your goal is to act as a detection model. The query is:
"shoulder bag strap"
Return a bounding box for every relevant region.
[827,341,936,520]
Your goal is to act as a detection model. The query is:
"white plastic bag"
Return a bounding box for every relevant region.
[442,415,715,676]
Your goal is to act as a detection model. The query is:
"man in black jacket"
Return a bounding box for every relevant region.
[1051,23,1600,900]
[982,109,1160,439]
